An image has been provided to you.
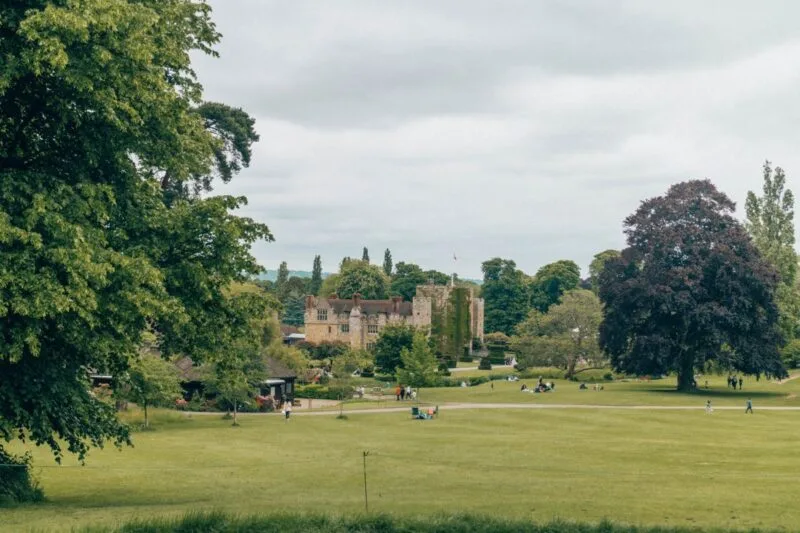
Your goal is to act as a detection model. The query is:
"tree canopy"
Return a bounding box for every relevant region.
[383,249,393,276]
[334,260,390,300]
[530,260,581,313]
[588,250,621,293]
[373,324,416,373]
[310,255,323,296]
[481,258,528,335]
[396,332,440,388]
[0,0,273,462]
[598,180,786,390]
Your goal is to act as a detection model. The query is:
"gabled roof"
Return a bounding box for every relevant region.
[173,355,296,381]
[264,356,297,379]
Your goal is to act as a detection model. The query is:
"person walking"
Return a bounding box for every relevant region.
[400,386,406,401]
[283,399,292,422]
[739,377,743,390]
[705,400,714,414]
[395,385,401,401]
[745,398,753,414]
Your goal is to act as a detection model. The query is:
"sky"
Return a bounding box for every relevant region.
[194,0,800,280]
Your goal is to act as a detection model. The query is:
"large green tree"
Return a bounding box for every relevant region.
[334,260,390,300]
[0,0,273,464]
[373,324,416,373]
[530,260,581,313]
[391,262,428,301]
[396,332,440,388]
[745,161,800,340]
[599,180,786,390]
[481,258,529,335]
[122,355,182,429]
[512,289,604,378]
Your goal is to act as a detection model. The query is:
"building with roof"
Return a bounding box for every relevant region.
[304,283,484,352]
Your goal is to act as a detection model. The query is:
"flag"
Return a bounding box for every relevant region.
[453,253,457,261]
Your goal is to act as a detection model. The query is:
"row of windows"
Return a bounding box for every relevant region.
[316,310,381,334]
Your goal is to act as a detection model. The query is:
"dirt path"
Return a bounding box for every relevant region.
[777,374,800,385]
[450,365,513,372]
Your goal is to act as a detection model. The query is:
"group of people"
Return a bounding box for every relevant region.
[520,376,555,393]
[395,385,416,401]
[727,375,744,390]
[579,383,604,391]
[706,398,753,414]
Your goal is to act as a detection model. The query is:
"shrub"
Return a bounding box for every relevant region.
[0,449,44,505]
[437,362,452,376]
[295,384,354,400]
[478,357,492,370]
[604,372,614,381]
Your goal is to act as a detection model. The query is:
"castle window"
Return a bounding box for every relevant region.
[367,342,376,350]
[317,309,328,321]
[340,324,350,333]
[368,324,379,334]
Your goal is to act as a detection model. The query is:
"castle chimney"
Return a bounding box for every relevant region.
[353,293,362,307]
[305,295,315,310]
[391,296,402,314]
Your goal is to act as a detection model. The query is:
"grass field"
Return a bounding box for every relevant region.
[5,389,800,532]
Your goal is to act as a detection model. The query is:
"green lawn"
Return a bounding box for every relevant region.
[418,374,800,407]
[5,399,800,532]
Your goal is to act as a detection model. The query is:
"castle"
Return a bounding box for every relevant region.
[304,283,484,353]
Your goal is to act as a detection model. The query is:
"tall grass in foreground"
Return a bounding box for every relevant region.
[81,512,780,533]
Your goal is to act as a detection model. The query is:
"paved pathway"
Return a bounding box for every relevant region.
[289,402,800,416]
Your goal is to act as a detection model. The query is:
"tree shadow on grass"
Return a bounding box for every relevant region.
[641,388,787,401]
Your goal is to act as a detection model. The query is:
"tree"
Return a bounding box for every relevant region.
[206,356,264,427]
[123,355,182,429]
[512,289,605,377]
[383,249,393,276]
[310,255,323,296]
[481,258,529,335]
[374,324,417,373]
[362,247,370,262]
[598,180,786,390]
[335,260,390,300]
[391,262,428,301]
[0,1,273,465]
[746,161,800,340]
[318,273,340,297]
[276,262,289,293]
[588,250,621,293]
[396,332,439,388]
[332,349,374,378]
[281,295,306,326]
[530,260,581,313]
[425,270,452,286]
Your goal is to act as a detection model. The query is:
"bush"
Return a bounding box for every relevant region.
[437,362,451,376]
[478,357,492,370]
[0,449,44,505]
[604,372,614,381]
[295,384,354,400]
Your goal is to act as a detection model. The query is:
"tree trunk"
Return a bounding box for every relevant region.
[143,401,149,428]
[565,358,577,379]
[676,353,695,391]
[232,402,238,426]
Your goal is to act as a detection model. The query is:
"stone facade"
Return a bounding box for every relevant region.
[304,284,485,352]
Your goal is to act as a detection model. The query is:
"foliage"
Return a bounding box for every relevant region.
[529,260,581,313]
[294,383,354,400]
[318,273,340,297]
[512,289,605,377]
[373,324,417,373]
[396,332,440,387]
[276,262,289,293]
[332,349,374,378]
[481,258,529,335]
[780,338,800,369]
[745,161,800,340]
[297,340,349,361]
[441,287,472,361]
[282,295,306,326]
[264,340,310,375]
[391,262,429,301]
[478,357,492,370]
[588,250,621,293]
[0,0,275,462]
[0,449,43,505]
[383,249,393,276]
[310,255,323,296]
[334,260,390,300]
[121,355,182,428]
[425,269,452,286]
[598,180,786,390]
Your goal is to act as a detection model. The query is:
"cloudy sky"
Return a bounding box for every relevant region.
[194,1,800,279]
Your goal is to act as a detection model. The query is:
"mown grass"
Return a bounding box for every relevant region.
[419,373,800,407]
[5,403,800,532]
[78,511,787,533]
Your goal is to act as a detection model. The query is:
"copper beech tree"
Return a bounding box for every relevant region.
[598,180,786,390]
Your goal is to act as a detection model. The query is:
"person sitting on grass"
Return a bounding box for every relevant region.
[521,383,528,391]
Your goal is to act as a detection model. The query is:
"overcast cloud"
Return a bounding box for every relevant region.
[195,0,800,279]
